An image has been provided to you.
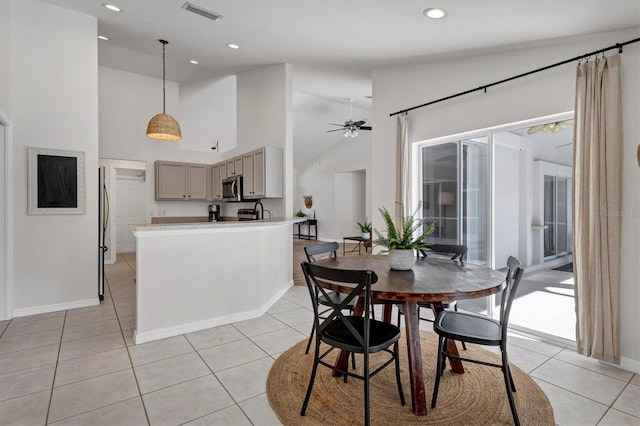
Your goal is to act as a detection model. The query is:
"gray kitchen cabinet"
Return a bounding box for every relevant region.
[211,163,223,200]
[155,161,209,201]
[226,156,243,177]
[242,147,283,199]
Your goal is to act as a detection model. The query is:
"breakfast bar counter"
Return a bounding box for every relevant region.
[130,218,302,344]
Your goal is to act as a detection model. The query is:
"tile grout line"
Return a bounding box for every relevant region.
[112,254,152,426]
[182,330,244,423]
[44,309,67,425]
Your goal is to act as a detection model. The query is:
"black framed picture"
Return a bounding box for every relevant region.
[28,147,85,214]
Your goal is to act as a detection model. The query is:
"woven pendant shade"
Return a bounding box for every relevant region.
[146,113,182,141]
[146,39,182,141]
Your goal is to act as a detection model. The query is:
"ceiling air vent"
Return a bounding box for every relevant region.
[181,2,223,22]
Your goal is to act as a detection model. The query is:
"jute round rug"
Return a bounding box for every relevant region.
[267,331,554,425]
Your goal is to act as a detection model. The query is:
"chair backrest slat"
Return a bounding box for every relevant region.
[301,261,377,349]
[304,242,340,263]
[499,255,524,343]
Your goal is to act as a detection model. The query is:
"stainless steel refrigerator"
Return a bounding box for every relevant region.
[98,166,109,300]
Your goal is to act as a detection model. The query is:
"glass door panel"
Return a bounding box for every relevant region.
[556,178,568,254]
[544,175,556,257]
[421,139,487,265]
[544,175,570,258]
[462,141,487,265]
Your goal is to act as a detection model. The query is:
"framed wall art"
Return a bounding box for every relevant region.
[28,147,86,214]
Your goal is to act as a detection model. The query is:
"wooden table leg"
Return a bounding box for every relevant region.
[431,303,465,374]
[403,301,428,415]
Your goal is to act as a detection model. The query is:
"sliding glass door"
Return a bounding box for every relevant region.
[544,175,570,258]
[421,138,488,265]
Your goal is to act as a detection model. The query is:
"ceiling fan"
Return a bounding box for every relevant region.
[327,98,372,138]
[527,119,574,135]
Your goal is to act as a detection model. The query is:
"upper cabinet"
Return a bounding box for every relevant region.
[226,156,243,177]
[212,163,223,200]
[155,161,209,201]
[242,147,283,199]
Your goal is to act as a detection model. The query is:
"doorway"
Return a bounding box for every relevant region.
[0,113,11,321]
[334,170,366,239]
[115,174,147,254]
[0,120,6,320]
[417,113,576,344]
[99,159,147,263]
[421,138,488,265]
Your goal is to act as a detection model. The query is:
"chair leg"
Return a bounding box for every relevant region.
[501,350,520,426]
[300,349,320,416]
[393,341,406,406]
[304,322,316,354]
[431,334,445,408]
[364,351,370,426]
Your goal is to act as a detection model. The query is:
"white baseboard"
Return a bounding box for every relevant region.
[134,281,293,345]
[604,356,640,375]
[13,298,100,318]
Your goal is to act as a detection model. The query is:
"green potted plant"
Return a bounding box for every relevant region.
[373,203,435,270]
[356,218,372,239]
[295,209,307,218]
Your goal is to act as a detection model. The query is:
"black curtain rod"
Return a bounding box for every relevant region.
[389,37,640,117]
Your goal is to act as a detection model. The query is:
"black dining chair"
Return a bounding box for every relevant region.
[431,255,524,426]
[300,261,405,426]
[303,242,357,354]
[397,244,468,349]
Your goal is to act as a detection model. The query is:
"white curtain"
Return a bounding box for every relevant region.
[396,113,410,219]
[573,54,622,363]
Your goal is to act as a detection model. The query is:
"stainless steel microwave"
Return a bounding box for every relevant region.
[222,175,243,202]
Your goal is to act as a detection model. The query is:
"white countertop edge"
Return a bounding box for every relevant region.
[131,217,305,235]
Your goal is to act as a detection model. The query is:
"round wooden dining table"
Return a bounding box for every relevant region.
[313,254,505,416]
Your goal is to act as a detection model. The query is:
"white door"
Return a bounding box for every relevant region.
[116,179,147,254]
[334,171,366,238]
[0,121,6,319]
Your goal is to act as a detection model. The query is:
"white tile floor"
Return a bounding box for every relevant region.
[0,254,638,425]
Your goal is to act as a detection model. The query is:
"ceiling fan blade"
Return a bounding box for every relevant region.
[327,128,346,133]
[527,125,544,135]
[354,120,367,126]
[328,123,346,127]
[359,126,372,131]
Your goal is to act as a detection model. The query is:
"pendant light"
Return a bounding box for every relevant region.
[146,39,182,141]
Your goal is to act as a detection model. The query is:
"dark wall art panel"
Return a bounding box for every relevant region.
[28,148,85,214]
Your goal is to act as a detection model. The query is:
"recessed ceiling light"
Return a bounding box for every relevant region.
[98,35,109,41]
[423,8,445,19]
[103,4,121,12]
[189,60,198,64]
[227,43,240,49]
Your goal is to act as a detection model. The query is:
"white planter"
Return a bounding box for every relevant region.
[388,249,416,270]
[362,232,371,239]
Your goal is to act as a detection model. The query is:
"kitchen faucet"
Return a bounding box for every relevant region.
[253,200,264,220]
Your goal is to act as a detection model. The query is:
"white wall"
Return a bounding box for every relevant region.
[372,29,640,371]
[494,145,521,269]
[233,64,292,218]
[99,66,219,220]
[294,93,372,240]
[296,137,372,241]
[11,0,99,314]
[333,171,366,240]
[179,75,237,153]
[0,1,11,113]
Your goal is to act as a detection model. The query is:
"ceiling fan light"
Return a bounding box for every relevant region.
[351,129,359,138]
[146,113,182,141]
[343,129,351,138]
